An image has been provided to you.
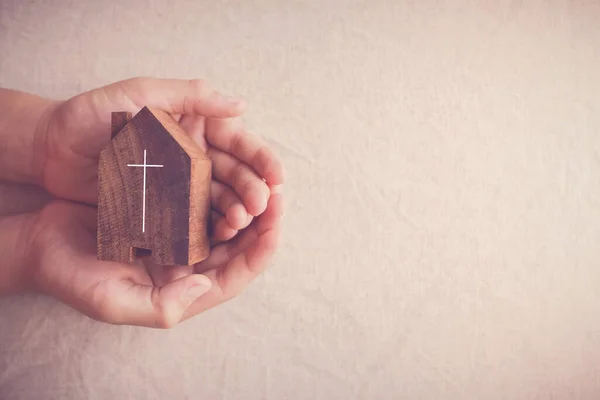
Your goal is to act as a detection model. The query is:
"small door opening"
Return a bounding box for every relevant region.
[133,247,152,258]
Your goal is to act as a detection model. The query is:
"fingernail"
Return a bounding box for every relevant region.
[181,283,210,306]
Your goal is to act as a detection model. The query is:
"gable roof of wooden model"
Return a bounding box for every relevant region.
[111,106,208,159]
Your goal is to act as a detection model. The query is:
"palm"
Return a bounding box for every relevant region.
[32,78,283,327]
[32,196,280,327]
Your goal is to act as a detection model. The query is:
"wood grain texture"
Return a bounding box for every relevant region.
[97,107,211,266]
[111,112,132,139]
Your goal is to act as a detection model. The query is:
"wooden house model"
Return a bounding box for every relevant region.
[97,107,211,266]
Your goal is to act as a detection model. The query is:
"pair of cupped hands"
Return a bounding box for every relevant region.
[2,78,284,328]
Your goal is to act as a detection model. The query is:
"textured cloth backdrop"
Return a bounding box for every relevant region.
[1,1,600,399]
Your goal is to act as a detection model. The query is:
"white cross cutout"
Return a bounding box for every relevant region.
[127,149,164,233]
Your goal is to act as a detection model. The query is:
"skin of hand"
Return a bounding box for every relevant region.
[0,78,284,328]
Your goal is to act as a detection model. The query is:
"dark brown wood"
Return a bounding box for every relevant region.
[111,112,132,139]
[97,107,211,266]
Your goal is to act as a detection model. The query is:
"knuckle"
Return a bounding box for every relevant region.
[230,162,247,188]
[188,79,208,93]
[239,177,257,204]
[241,179,256,199]
[253,146,271,172]
[183,79,210,114]
[230,132,244,155]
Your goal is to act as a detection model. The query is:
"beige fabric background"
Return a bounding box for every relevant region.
[1,1,600,399]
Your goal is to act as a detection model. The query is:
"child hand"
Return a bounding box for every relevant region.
[2,78,284,328]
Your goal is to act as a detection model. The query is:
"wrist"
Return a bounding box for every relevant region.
[0,89,58,186]
[0,212,40,296]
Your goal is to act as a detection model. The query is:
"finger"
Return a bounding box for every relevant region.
[184,194,283,319]
[178,115,250,232]
[211,210,238,243]
[209,148,270,216]
[200,210,262,271]
[103,77,246,118]
[210,180,251,230]
[206,118,284,185]
[178,113,207,151]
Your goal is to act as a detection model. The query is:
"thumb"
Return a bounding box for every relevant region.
[105,274,212,328]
